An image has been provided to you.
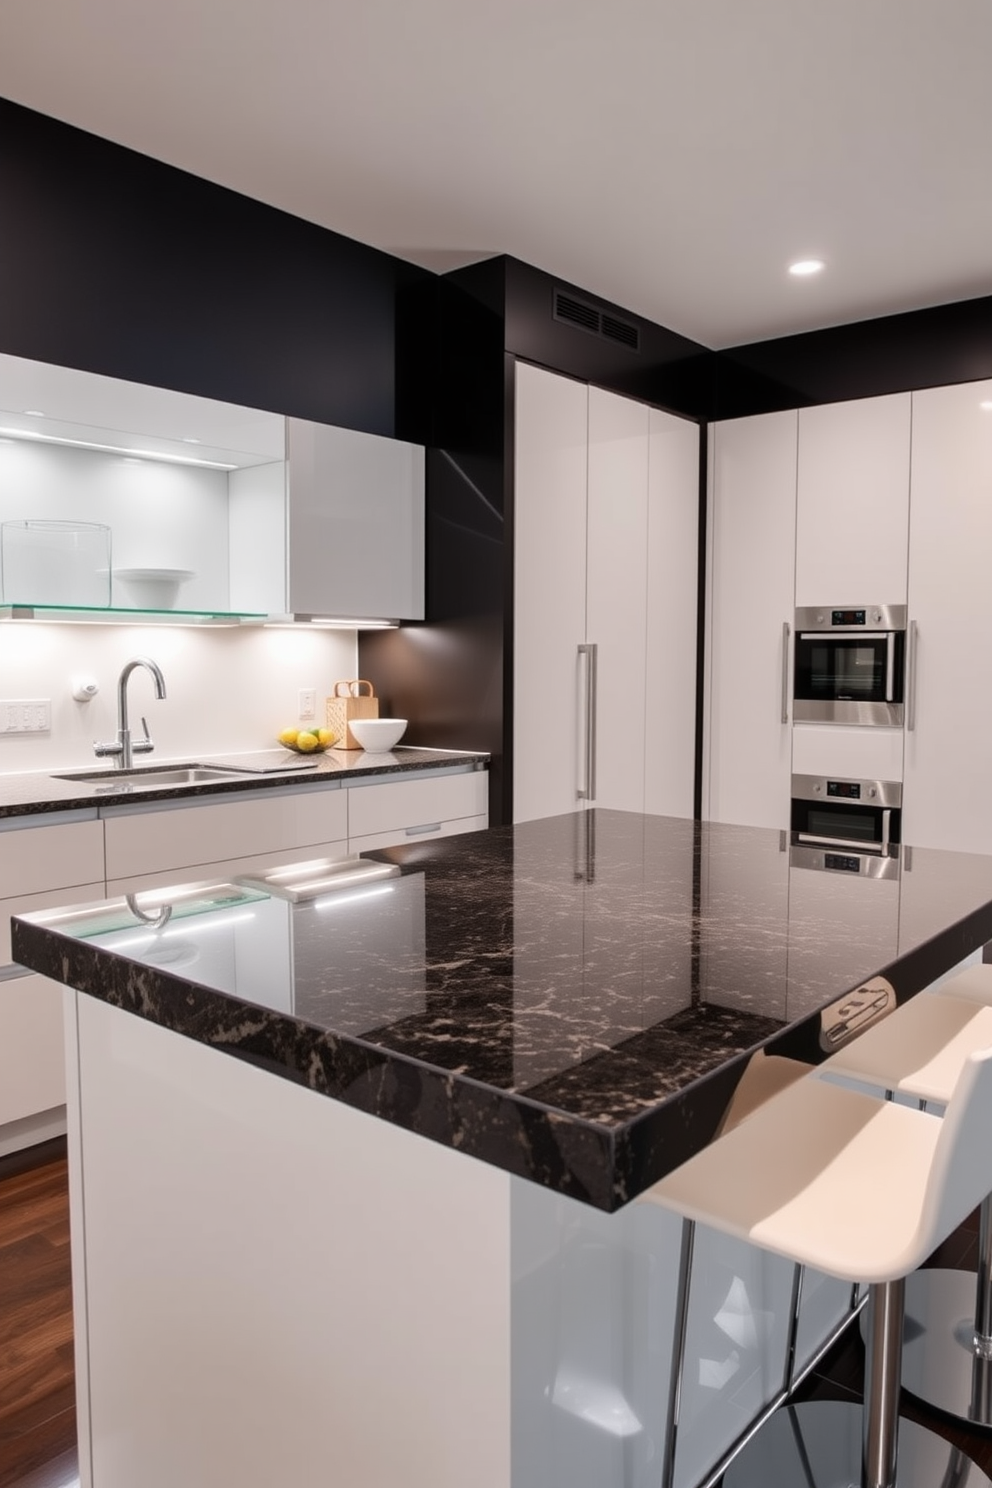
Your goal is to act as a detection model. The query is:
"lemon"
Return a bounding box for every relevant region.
[317,727,336,746]
[295,730,319,752]
[278,727,299,747]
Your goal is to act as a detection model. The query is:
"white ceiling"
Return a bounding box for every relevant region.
[1,0,990,349]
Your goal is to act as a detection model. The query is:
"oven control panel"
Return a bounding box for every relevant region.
[792,774,902,808]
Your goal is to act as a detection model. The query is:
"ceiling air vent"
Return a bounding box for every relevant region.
[552,289,640,352]
[601,313,640,351]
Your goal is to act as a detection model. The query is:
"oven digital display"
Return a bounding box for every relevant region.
[831,609,866,625]
[824,853,862,873]
[827,781,861,799]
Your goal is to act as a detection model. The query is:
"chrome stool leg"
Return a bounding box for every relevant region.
[724,1280,992,1488]
[902,1191,992,1427]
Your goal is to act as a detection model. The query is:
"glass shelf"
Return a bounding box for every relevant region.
[0,603,269,626]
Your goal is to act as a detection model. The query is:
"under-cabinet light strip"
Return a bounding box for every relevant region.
[0,425,239,469]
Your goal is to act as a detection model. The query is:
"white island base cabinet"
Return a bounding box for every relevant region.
[66,991,857,1488]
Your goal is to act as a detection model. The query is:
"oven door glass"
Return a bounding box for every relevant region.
[791,798,901,851]
[794,632,903,705]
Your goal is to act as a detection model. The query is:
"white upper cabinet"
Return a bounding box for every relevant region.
[285,418,424,621]
[795,393,911,607]
[902,379,992,852]
[705,410,797,829]
[513,363,699,824]
[0,351,424,624]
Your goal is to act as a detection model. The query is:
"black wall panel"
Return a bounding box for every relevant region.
[714,296,992,419]
[0,97,432,439]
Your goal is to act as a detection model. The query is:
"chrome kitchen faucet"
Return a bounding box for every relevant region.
[93,656,167,770]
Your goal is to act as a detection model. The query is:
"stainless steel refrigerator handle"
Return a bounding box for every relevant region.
[781,621,791,725]
[907,620,919,732]
[577,643,598,801]
[881,808,892,852]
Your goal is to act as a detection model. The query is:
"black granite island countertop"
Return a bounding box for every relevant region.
[13,809,992,1211]
[0,745,489,818]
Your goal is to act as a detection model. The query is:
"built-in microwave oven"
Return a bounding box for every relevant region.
[793,604,906,726]
[791,773,901,853]
[790,774,902,879]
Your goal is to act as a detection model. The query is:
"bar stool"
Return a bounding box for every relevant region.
[641,1050,992,1488]
[824,966,992,1428]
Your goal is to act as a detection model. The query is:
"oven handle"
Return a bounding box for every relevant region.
[907,620,919,732]
[885,633,895,703]
[881,808,891,852]
[781,620,791,725]
[797,631,890,642]
[797,831,887,854]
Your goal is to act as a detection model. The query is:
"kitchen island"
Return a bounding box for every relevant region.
[13,810,992,1488]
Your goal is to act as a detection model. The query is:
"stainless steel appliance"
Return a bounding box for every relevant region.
[790,773,902,879]
[793,604,906,725]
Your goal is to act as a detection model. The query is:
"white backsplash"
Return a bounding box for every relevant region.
[0,622,360,773]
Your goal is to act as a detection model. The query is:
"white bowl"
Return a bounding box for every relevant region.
[114,567,195,609]
[349,718,407,752]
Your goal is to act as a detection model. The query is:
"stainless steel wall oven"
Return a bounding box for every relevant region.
[793,604,906,726]
[791,774,902,853]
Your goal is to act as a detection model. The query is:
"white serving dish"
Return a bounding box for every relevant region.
[114,567,195,609]
[348,718,408,752]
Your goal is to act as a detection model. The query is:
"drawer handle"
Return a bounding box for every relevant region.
[405,822,442,836]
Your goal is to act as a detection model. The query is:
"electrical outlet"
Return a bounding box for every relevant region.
[298,688,317,721]
[0,698,52,733]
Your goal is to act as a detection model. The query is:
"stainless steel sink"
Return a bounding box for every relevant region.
[52,763,249,787]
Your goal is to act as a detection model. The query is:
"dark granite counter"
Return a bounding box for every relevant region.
[13,809,992,1211]
[0,745,489,818]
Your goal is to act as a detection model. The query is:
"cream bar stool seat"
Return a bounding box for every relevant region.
[642,1051,992,1488]
[824,965,992,1428]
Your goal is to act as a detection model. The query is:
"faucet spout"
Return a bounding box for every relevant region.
[94,656,167,770]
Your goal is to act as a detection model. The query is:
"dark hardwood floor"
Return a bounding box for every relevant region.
[2,1145,991,1488]
[0,1140,77,1488]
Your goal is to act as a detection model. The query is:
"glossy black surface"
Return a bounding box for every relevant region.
[0,749,488,818]
[0,96,431,440]
[14,810,992,1212]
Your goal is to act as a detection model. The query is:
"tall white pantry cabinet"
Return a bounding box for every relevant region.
[705,379,992,855]
[513,361,699,824]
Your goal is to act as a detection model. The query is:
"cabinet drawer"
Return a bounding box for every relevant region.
[0,818,104,899]
[350,814,488,856]
[347,772,487,840]
[107,838,349,899]
[104,788,348,881]
[3,881,107,966]
[0,973,66,1125]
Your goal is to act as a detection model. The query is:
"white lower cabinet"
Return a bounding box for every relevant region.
[0,813,105,1151]
[103,785,349,881]
[346,769,488,846]
[0,973,74,1143]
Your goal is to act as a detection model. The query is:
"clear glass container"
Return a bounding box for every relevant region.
[1,520,112,607]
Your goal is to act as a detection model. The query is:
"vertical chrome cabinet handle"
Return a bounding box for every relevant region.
[881,808,891,852]
[781,621,791,725]
[576,642,598,802]
[907,620,919,733]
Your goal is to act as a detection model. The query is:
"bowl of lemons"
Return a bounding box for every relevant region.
[277,724,338,754]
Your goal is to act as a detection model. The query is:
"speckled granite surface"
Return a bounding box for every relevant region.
[0,746,489,817]
[13,809,992,1210]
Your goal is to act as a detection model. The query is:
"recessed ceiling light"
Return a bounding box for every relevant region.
[980,401,992,411]
[23,408,46,416]
[788,259,825,277]
[181,437,202,444]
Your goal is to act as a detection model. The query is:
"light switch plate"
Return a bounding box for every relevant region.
[298,688,316,720]
[0,699,52,733]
